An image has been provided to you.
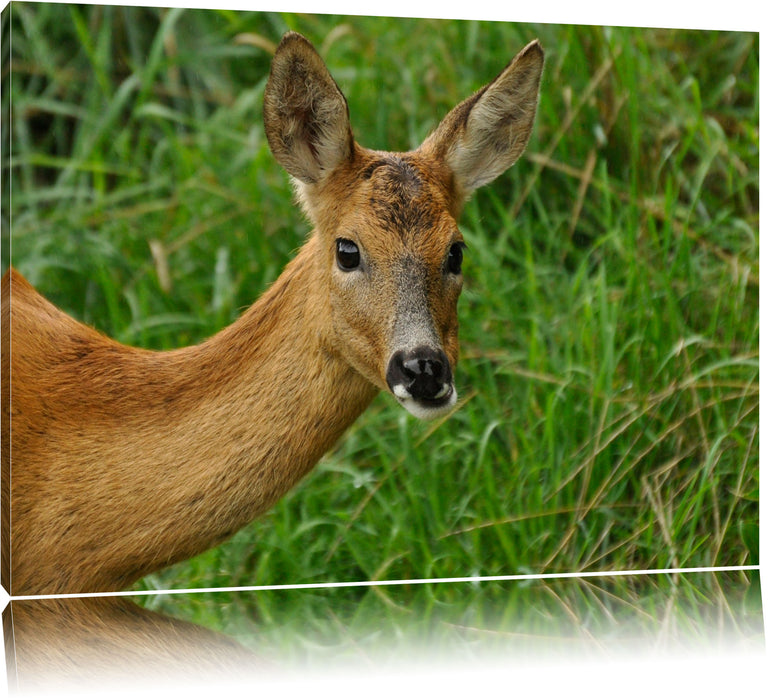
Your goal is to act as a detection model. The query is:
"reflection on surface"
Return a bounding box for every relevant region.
[3,571,764,695]
[4,596,264,694]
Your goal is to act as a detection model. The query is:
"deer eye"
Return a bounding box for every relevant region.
[335,238,361,271]
[447,242,466,275]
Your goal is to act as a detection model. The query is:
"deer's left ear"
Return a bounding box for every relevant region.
[420,40,544,196]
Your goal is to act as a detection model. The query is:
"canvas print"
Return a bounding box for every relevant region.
[0,1,761,693]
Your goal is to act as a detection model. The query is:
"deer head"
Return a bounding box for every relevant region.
[263,32,544,419]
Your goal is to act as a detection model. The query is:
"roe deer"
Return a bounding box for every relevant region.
[1,32,544,595]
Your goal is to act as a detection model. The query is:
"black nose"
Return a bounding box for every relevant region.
[386,346,453,404]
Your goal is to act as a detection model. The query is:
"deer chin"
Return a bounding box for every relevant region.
[390,383,458,420]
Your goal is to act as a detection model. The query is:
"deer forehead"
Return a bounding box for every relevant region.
[335,152,460,257]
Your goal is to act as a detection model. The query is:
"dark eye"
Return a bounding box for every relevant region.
[447,242,466,275]
[336,238,361,271]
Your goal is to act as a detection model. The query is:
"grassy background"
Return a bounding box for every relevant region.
[5,3,759,645]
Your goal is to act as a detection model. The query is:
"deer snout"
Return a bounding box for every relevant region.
[386,346,457,419]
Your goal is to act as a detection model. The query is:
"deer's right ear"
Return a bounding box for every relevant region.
[263,32,354,184]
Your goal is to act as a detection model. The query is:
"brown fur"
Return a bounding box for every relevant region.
[4,597,264,692]
[1,32,543,595]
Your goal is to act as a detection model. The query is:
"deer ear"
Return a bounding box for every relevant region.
[421,40,544,195]
[264,32,354,184]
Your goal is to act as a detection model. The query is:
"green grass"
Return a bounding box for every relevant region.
[5,4,759,645]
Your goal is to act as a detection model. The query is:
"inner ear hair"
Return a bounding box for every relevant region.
[263,32,354,184]
[421,39,544,195]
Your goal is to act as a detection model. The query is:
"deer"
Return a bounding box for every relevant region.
[1,32,544,596]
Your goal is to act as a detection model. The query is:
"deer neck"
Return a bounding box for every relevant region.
[201,235,377,460]
[167,234,378,517]
[87,237,377,589]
